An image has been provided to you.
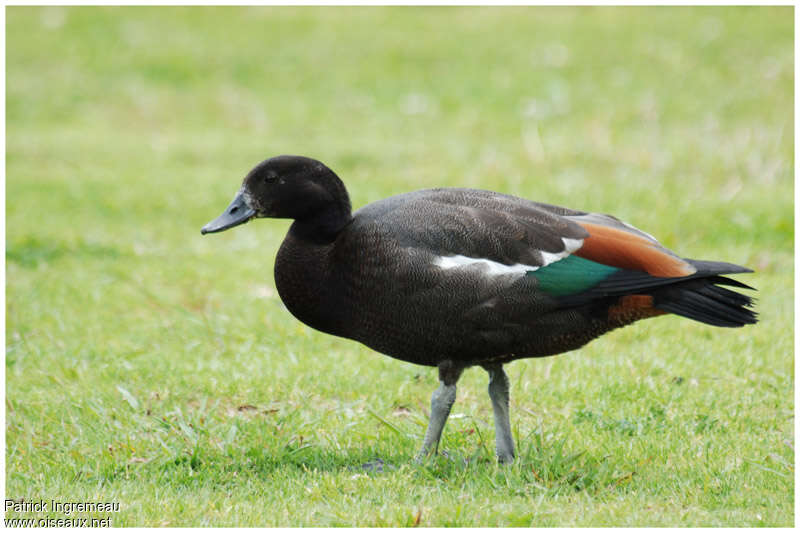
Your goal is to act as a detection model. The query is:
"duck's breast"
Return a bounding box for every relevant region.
[274,231,352,338]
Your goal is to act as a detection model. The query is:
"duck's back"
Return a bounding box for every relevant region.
[350,188,588,252]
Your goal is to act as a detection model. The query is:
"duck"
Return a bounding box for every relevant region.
[201,155,757,464]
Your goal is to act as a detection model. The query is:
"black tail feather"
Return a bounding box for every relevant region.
[687,259,753,276]
[654,278,758,327]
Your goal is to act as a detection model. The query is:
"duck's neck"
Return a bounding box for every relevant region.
[290,207,352,244]
[290,178,353,244]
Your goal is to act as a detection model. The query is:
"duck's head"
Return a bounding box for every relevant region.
[201,155,352,238]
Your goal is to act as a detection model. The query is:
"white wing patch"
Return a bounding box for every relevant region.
[540,237,583,265]
[434,237,584,276]
[434,255,534,276]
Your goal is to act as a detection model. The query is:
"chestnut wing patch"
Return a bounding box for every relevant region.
[573,221,696,278]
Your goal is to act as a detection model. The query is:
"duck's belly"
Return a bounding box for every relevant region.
[347,304,611,367]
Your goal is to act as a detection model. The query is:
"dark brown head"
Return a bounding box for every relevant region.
[201,155,352,239]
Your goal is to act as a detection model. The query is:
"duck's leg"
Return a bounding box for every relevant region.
[483,363,515,464]
[415,360,464,462]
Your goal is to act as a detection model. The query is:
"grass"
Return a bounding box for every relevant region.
[6,6,793,527]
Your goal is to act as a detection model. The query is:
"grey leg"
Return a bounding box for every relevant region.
[484,364,515,464]
[415,361,463,462]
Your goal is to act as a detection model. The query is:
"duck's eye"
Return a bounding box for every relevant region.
[264,173,278,183]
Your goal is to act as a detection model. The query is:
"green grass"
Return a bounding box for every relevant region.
[6,6,793,527]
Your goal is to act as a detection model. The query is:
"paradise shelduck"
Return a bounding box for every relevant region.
[202,155,757,464]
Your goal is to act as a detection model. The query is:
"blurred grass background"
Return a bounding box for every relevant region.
[6,6,793,526]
